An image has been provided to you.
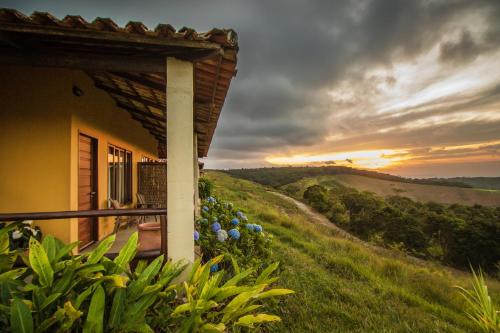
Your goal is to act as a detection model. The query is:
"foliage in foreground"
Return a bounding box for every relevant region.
[207,170,500,333]
[196,196,272,273]
[0,224,292,332]
[456,268,500,332]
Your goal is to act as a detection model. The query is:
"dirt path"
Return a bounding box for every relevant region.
[270,191,374,245]
[270,191,364,243]
[268,191,467,273]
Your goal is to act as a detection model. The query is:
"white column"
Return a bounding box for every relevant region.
[193,133,200,215]
[166,57,195,262]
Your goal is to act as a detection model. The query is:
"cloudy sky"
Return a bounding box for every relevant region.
[6,0,500,177]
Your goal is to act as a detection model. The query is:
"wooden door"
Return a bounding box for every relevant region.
[78,134,98,249]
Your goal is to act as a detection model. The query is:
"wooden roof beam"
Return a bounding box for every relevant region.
[117,103,165,122]
[0,49,167,73]
[129,114,165,131]
[95,82,164,109]
[110,72,165,91]
[96,81,212,109]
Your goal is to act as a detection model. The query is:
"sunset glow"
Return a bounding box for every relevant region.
[266,149,410,169]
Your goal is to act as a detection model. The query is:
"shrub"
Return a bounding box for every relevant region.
[0,226,291,332]
[301,183,500,272]
[199,177,214,200]
[196,196,272,272]
[149,256,293,332]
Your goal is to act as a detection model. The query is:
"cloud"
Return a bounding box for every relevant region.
[4,0,500,175]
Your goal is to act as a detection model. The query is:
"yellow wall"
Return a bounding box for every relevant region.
[0,66,158,245]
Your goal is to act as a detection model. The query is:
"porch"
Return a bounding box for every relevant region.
[0,9,238,262]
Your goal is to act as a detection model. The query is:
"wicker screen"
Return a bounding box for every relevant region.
[137,162,167,208]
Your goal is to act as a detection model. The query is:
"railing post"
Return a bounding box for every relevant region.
[160,215,167,257]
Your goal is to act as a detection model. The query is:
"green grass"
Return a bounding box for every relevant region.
[206,171,500,333]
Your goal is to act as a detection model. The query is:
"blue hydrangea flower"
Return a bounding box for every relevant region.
[231,218,239,226]
[254,225,263,233]
[216,229,228,242]
[236,211,244,218]
[245,223,255,231]
[207,197,216,203]
[202,206,209,212]
[211,222,221,233]
[210,263,219,273]
[193,230,200,241]
[228,228,240,240]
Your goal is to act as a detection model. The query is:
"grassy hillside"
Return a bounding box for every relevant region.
[281,174,500,206]
[205,171,500,333]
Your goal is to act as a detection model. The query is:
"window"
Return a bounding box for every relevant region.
[108,145,132,204]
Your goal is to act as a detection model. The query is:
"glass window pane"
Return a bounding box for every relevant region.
[108,146,115,205]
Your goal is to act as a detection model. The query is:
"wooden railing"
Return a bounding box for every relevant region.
[0,208,168,256]
[0,208,167,221]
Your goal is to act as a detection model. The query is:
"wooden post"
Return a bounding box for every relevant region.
[166,57,195,263]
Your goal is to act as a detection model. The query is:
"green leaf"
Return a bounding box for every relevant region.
[222,286,266,323]
[0,232,10,254]
[39,293,62,311]
[215,286,254,302]
[0,268,27,283]
[11,298,33,333]
[75,281,101,309]
[255,262,279,285]
[53,242,79,262]
[102,274,129,288]
[255,288,295,300]
[52,270,75,295]
[128,255,163,300]
[42,236,57,263]
[83,285,105,333]
[108,288,126,329]
[0,222,21,250]
[223,268,254,287]
[199,323,226,332]
[230,255,240,275]
[0,252,18,273]
[235,313,281,328]
[29,237,54,287]
[113,232,138,271]
[76,264,106,276]
[35,317,58,333]
[87,235,115,265]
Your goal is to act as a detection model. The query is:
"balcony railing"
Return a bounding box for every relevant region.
[0,208,168,257]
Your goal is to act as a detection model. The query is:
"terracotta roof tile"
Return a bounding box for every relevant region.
[0,8,238,48]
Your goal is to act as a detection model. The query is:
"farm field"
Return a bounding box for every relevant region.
[281,174,500,206]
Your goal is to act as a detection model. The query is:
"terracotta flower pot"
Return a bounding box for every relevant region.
[137,222,161,252]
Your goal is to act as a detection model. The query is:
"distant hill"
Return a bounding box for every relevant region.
[281,174,500,207]
[222,166,489,189]
[221,166,500,206]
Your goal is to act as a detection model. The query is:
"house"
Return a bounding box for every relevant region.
[0,9,238,262]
